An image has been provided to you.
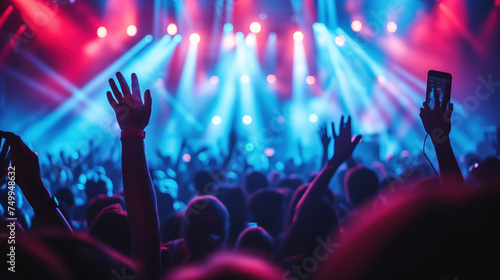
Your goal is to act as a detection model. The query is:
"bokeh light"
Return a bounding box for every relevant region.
[242,115,252,125]
[126,25,137,36]
[240,75,250,83]
[387,21,397,33]
[308,113,318,123]
[351,20,362,32]
[97,26,107,38]
[210,76,219,85]
[211,115,222,125]
[167,23,177,35]
[293,31,304,41]
[267,74,276,83]
[335,35,345,46]
[189,33,200,44]
[249,22,261,33]
[306,76,316,85]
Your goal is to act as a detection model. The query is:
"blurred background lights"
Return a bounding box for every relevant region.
[211,115,222,125]
[126,25,137,36]
[97,26,107,38]
[189,33,200,43]
[167,23,177,35]
[249,22,261,33]
[387,21,398,33]
[293,31,304,41]
[309,113,318,123]
[242,115,252,125]
[351,20,362,32]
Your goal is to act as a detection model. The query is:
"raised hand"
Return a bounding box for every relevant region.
[0,137,11,186]
[318,123,331,150]
[107,72,152,131]
[329,116,362,166]
[0,131,71,231]
[420,87,453,144]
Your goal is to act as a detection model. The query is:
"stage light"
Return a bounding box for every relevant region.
[335,35,345,46]
[223,34,236,48]
[267,74,276,83]
[242,115,252,125]
[167,23,177,35]
[387,21,397,33]
[97,26,107,38]
[351,20,362,32]
[277,115,285,124]
[245,143,254,152]
[127,25,137,36]
[212,115,222,125]
[249,22,261,33]
[210,76,219,85]
[240,75,250,83]
[264,148,275,157]
[309,113,318,123]
[293,31,304,41]
[377,75,387,84]
[182,154,191,162]
[306,75,316,85]
[275,162,284,170]
[224,23,233,32]
[189,33,200,44]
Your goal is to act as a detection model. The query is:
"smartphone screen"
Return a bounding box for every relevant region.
[426,70,452,110]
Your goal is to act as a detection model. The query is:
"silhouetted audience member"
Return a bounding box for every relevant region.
[248,189,286,239]
[236,226,274,257]
[345,166,379,208]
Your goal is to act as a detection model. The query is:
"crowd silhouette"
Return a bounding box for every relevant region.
[1,72,499,280]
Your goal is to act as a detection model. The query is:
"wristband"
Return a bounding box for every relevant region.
[121,128,146,140]
[34,197,59,216]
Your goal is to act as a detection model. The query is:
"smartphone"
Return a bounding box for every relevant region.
[426,70,452,110]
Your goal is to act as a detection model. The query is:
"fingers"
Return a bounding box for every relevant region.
[108,78,123,102]
[331,122,337,139]
[346,116,352,137]
[131,73,141,100]
[116,72,132,97]
[144,89,152,112]
[350,135,362,152]
[106,91,118,108]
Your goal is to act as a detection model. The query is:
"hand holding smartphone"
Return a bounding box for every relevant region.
[426,70,452,110]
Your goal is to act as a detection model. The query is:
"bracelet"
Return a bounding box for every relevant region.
[121,128,146,140]
[33,197,59,216]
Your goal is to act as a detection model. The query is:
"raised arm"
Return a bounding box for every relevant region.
[107,72,160,280]
[419,92,464,192]
[274,116,361,261]
[0,132,72,232]
[318,123,331,167]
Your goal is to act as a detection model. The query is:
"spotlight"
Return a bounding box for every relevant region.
[212,116,222,125]
[306,76,315,85]
[167,23,177,35]
[387,21,397,33]
[293,31,304,41]
[242,115,252,125]
[240,75,250,84]
[308,113,318,123]
[335,35,345,46]
[126,25,137,36]
[377,75,387,84]
[249,22,261,33]
[267,74,276,84]
[182,154,191,162]
[190,33,200,44]
[351,20,362,32]
[224,23,233,32]
[97,26,107,38]
[264,148,275,157]
[210,76,219,85]
[245,143,254,152]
